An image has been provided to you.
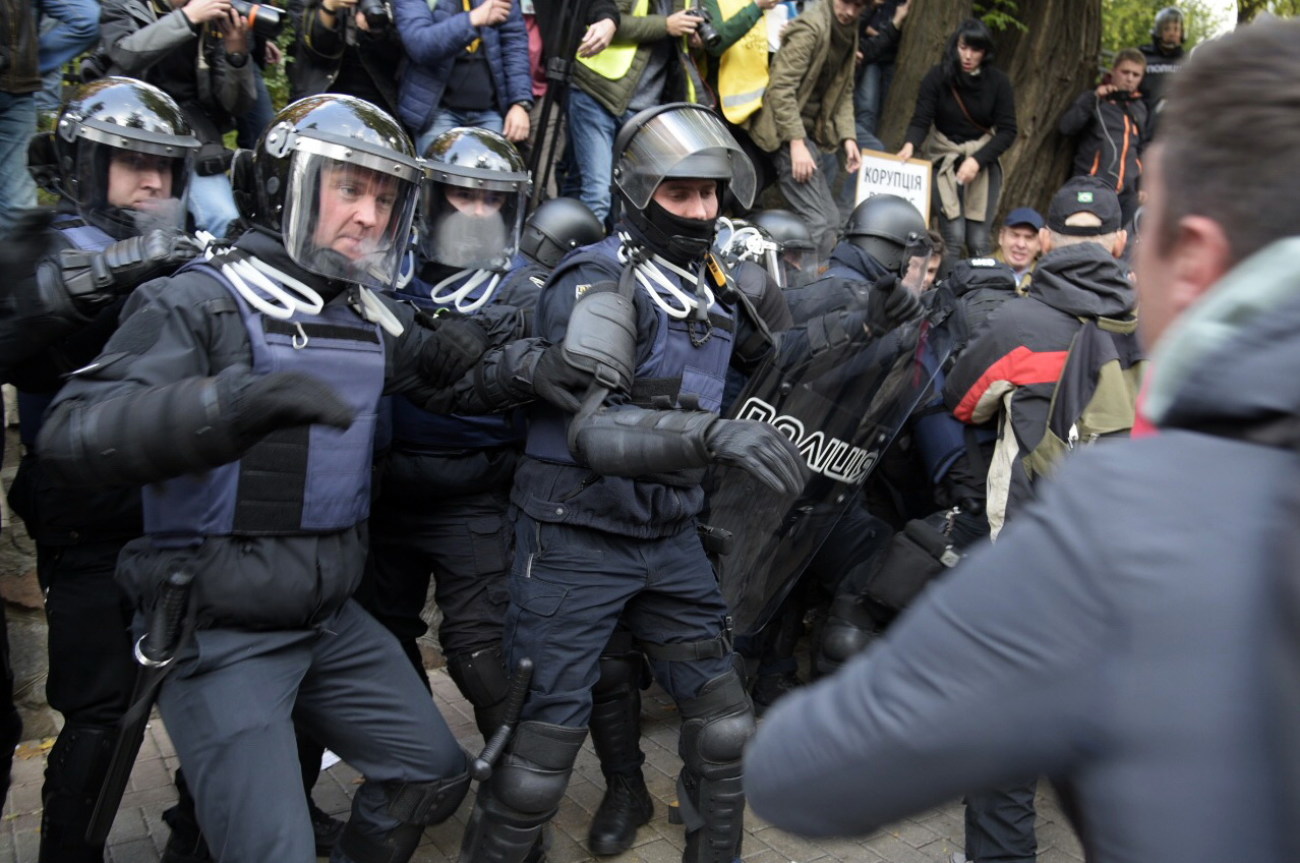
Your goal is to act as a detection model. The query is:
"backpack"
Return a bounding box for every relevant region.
[1021,314,1146,481]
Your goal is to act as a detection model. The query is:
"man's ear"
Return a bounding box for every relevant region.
[1038,226,1053,255]
[1111,228,1128,259]
[1168,214,1233,312]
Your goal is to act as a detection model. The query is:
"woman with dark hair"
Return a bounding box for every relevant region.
[897,18,1017,272]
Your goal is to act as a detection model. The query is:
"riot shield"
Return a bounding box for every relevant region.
[707,307,956,636]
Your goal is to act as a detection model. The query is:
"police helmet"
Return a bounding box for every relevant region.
[1153,6,1185,44]
[52,78,199,240]
[251,95,422,288]
[419,127,531,272]
[844,194,928,271]
[519,197,604,269]
[612,103,757,263]
[750,209,817,288]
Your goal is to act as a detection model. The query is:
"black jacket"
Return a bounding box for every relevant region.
[0,0,40,93]
[1058,89,1148,194]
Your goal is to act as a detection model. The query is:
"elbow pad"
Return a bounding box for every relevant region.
[572,408,715,477]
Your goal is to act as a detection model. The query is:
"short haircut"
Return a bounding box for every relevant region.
[1157,20,1300,266]
[927,229,946,261]
[1114,47,1146,68]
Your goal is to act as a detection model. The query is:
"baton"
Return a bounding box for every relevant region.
[471,657,534,781]
[85,570,195,845]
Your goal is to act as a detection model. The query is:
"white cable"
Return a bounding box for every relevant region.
[427,268,502,314]
[355,287,406,337]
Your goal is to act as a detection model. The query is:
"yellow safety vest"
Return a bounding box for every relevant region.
[577,0,650,80]
[716,0,768,123]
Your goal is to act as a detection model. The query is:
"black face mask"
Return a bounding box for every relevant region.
[626,197,718,267]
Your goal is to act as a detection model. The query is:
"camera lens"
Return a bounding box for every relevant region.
[357,0,390,29]
[230,0,286,39]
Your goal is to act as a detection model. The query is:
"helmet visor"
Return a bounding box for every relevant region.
[76,139,192,235]
[616,109,756,211]
[418,178,526,271]
[281,146,420,288]
[782,248,817,288]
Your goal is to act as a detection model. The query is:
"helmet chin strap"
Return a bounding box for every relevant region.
[195,232,404,336]
[617,231,715,321]
[427,268,503,313]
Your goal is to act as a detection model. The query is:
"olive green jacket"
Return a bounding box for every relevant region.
[572,0,690,118]
[743,0,856,153]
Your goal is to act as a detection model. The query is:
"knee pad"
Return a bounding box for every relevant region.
[384,766,473,827]
[592,647,642,701]
[446,645,510,710]
[677,670,755,780]
[490,721,587,817]
[334,767,473,863]
[818,594,883,669]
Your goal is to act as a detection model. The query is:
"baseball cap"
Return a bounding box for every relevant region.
[1004,206,1044,231]
[1047,177,1122,235]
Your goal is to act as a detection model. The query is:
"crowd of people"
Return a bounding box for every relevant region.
[0,2,1295,863]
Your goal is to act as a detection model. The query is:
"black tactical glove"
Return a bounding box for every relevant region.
[421,313,491,388]
[704,418,809,496]
[219,367,355,450]
[0,208,56,277]
[530,342,595,413]
[98,227,199,289]
[866,274,923,334]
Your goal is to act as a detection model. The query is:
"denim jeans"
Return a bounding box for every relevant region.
[415,107,504,156]
[566,88,635,224]
[854,61,895,153]
[935,159,1003,274]
[236,66,276,150]
[188,171,241,239]
[0,92,38,239]
[37,0,100,75]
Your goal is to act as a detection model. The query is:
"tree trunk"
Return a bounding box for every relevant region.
[878,0,1104,224]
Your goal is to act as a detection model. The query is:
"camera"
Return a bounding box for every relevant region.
[230,0,286,39]
[685,7,721,51]
[357,0,391,30]
[1108,88,1139,103]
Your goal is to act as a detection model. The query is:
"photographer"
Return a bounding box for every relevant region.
[97,0,257,237]
[392,0,533,152]
[291,0,404,118]
[1058,48,1149,227]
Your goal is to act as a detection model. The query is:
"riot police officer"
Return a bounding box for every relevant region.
[1,77,202,863]
[358,127,535,739]
[749,209,817,289]
[497,196,606,297]
[786,193,927,323]
[458,102,808,863]
[32,94,553,863]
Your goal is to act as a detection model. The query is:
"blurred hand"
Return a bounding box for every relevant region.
[896,141,914,162]
[182,0,232,27]
[218,8,250,52]
[755,0,778,10]
[666,9,700,37]
[576,17,615,56]
[322,0,359,12]
[843,139,861,173]
[355,9,371,29]
[955,156,980,185]
[264,39,282,63]
[789,138,816,183]
[1095,82,1119,98]
[504,104,530,143]
[470,0,510,28]
[892,0,909,25]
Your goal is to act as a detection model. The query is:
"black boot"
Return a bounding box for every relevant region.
[589,770,654,856]
[587,684,652,855]
[160,770,213,863]
[38,725,116,863]
[677,671,755,863]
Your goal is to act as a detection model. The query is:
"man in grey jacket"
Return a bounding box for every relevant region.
[97,0,257,236]
[743,19,1300,863]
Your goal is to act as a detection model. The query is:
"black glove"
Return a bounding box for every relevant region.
[422,314,491,388]
[705,418,809,496]
[866,274,922,334]
[99,227,199,290]
[0,208,56,276]
[219,368,355,450]
[530,342,595,413]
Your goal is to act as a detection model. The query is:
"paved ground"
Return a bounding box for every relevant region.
[0,668,1085,863]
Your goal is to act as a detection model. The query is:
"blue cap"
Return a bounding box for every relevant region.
[1004,207,1044,231]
